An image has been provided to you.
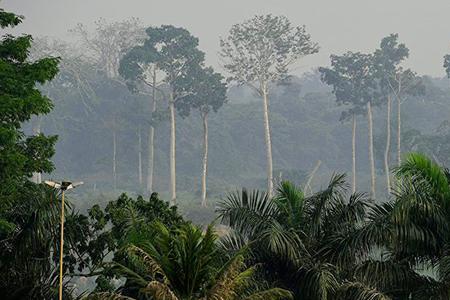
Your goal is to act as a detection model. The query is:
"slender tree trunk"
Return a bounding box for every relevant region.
[261,85,274,198]
[384,95,392,194]
[201,111,209,207]
[147,69,157,193]
[113,128,117,190]
[352,113,356,194]
[147,125,155,192]
[32,116,42,184]
[304,160,322,196]
[397,95,402,166]
[138,127,143,187]
[367,101,376,198]
[169,93,177,204]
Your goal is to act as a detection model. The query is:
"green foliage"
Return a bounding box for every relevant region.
[65,192,185,282]
[220,14,319,86]
[0,184,72,299]
[177,66,227,117]
[319,52,376,119]
[332,153,450,298]
[373,34,409,93]
[218,174,375,299]
[0,9,22,28]
[3,7,450,299]
[90,222,292,300]
[105,193,185,245]
[372,34,424,104]
[120,24,204,103]
[0,9,59,198]
[0,8,65,299]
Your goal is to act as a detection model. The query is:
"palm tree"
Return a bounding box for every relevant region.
[217,175,388,299]
[0,184,74,299]
[331,153,450,298]
[87,222,292,300]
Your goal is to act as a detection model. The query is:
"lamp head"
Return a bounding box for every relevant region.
[44,180,61,189]
[44,180,83,191]
[61,181,72,191]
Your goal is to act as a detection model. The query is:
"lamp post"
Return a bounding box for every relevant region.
[45,180,83,300]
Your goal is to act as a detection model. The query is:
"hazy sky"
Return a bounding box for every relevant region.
[4,0,450,77]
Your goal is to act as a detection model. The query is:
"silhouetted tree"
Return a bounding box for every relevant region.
[121,25,204,203]
[180,66,227,206]
[373,34,409,193]
[320,52,373,194]
[220,14,319,197]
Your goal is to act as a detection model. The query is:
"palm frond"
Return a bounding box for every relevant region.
[217,189,278,237]
[218,230,249,254]
[259,219,305,263]
[352,202,394,251]
[105,261,149,288]
[273,181,305,228]
[394,152,450,207]
[389,178,447,259]
[354,259,436,297]
[336,282,390,300]
[141,281,179,300]
[126,244,169,282]
[438,255,450,282]
[305,173,348,238]
[331,192,368,227]
[207,254,249,300]
[298,263,338,300]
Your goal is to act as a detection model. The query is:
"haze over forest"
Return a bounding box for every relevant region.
[5,0,450,77]
[4,1,450,299]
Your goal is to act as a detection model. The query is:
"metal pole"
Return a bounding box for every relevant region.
[59,190,65,300]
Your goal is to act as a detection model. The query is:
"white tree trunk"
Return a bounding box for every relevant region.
[32,116,42,184]
[352,113,356,194]
[384,95,392,194]
[169,93,177,204]
[113,129,117,190]
[304,160,321,196]
[367,101,376,199]
[262,86,274,198]
[147,125,155,192]
[147,69,157,193]
[138,127,143,186]
[397,96,402,166]
[201,111,209,207]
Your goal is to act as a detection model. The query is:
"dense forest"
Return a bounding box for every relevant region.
[3,4,450,300]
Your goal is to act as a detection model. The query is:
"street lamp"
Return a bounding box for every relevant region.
[45,180,83,300]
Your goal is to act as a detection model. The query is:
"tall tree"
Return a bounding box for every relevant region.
[320,52,371,194]
[0,9,59,203]
[70,18,144,79]
[373,34,409,193]
[347,53,381,199]
[120,42,165,194]
[180,66,227,206]
[220,14,319,197]
[0,8,69,298]
[72,19,145,189]
[121,25,204,204]
[391,70,424,166]
[29,37,88,183]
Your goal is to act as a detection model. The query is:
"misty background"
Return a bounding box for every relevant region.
[4,0,450,219]
[4,0,450,77]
